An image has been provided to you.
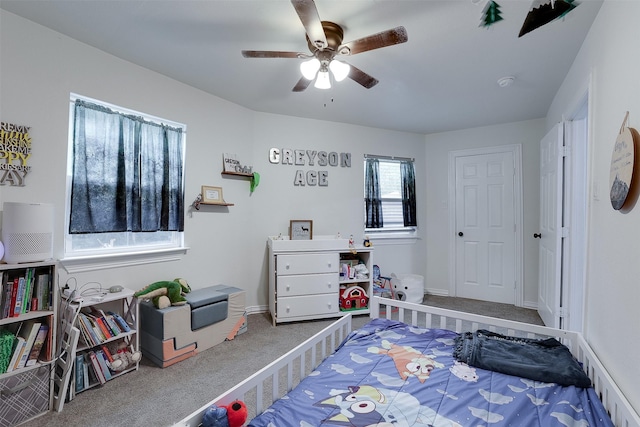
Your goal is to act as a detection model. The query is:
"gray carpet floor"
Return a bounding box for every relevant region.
[23,296,542,427]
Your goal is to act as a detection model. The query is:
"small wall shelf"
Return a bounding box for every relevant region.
[192,194,234,210]
[221,171,253,178]
[199,201,234,207]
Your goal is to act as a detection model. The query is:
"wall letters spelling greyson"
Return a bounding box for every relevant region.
[0,122,32,186]
[269,148,351,186]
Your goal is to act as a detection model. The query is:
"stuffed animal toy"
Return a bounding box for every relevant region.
[106,343,141,372]
[134,278,191,309]
[201,401,247,427]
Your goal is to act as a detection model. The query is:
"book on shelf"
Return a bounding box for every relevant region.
[38,273,51,311]
[85,313,111,343]
[83,312,110,341]
[85,354,98,387]
[78,313,100,346]
[89,310,114,339]
[95,349,112,380]
[101,345,114,363]
[108,311,131,332]
[99,310,121,336]
[1,276,11,319]
[21,268,34,313]
[16,320,42,369]
[82,356,90,390]
[75,354,84,393]
[11,277,24,317]
[88,351,107,384]
[6,336,26,373]
[25,324,49,367]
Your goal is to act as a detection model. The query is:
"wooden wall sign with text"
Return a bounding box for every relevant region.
[0,122,31,186]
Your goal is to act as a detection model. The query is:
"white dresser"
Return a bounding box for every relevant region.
[268,237,373,325]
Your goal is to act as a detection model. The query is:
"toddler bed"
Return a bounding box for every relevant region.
[176,297,640,427]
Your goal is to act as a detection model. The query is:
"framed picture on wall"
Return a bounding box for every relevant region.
[290,220,313,240]
[201,186,224,204]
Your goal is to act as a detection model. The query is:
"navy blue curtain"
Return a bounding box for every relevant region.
[70,100,184,234]
[365,158,383,228]
[401,160,417,227]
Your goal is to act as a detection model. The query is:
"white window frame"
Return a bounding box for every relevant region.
[364,155,418,242]
[63,94,187,269]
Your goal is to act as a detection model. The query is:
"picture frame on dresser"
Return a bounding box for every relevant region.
[289,220,313,240]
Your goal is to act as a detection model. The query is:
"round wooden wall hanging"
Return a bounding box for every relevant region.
[609,113,636,210]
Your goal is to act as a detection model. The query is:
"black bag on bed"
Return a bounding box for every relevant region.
[453,329,591,388]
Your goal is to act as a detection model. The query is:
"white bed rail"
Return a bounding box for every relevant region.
[175,314,353,427]
[575,334,640,427]
[370,296,579,351]
[176,298,640,427]
[371,296,640,427]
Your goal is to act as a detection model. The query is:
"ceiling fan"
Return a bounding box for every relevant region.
[241,0,408,91]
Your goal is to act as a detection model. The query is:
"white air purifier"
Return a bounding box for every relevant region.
[2,202,54,263]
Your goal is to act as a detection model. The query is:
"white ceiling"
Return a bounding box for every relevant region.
[0,0,602,135]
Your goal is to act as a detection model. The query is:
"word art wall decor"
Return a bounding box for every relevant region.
[0,122,32,186]
[268,148,351,187]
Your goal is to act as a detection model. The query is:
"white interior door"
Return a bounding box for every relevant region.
[454,151,515,304]
[537,123,565,328]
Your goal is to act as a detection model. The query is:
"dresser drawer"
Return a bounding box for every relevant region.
[277,273,338,297]
[277,294,339,318]
[276,253,338,276]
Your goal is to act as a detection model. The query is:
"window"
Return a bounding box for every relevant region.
[364,156,416,234]
[65,95,186,258]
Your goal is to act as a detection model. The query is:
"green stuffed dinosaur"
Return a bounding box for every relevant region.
[134,278,191,309]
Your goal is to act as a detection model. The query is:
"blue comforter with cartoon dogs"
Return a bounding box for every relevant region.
[248,318,613,427]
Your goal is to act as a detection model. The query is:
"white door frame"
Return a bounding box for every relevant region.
[537,122,565,328]
[562,93,589,332]
[448,144,524,306]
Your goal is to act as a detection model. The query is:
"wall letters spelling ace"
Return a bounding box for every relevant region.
[0,122,31,186]
[269,148,351,187]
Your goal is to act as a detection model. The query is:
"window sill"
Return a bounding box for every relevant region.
[60,247,189,274]
[365,231,419,245]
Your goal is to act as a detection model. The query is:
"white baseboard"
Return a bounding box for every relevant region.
[246,305,268,315]
[425,288,449,297]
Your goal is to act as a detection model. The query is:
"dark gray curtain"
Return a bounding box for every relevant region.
[70,100,184,234]
[401,160,417,226]
[365,158,383,228]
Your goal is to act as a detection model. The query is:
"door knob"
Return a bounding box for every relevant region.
[533,233,542,239]
[458,232,464,237]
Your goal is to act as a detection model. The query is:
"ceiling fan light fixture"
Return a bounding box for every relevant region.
[329,60,350,82]
[314,70,331,89]
[300,58,321,80]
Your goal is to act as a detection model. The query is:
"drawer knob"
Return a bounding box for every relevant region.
[286,264,290,269]
[327,282,332,288]
[286,285,290,291]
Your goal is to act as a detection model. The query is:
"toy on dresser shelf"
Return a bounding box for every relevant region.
[133,278,191,309]
[348,234,357,254]
[201,400,247,427]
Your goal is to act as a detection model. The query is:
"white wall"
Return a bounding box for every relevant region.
[0,11,426,313]
[423,119,545,306]
[546,0,640,413]
[5,3,638,414]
